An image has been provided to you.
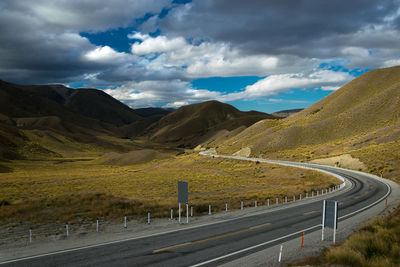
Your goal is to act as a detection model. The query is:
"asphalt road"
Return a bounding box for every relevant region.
[1,155,391,267]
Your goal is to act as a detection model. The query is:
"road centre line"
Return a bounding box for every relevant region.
[152,223,271,254]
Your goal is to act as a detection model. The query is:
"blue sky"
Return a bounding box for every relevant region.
[1,0,399,113]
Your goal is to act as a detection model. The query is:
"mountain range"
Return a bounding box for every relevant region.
[0,80,275,160]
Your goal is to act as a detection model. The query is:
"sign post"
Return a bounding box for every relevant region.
[178,181,188,224]
[322,200,338,243]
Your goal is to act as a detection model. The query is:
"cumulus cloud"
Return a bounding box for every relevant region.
[104,70,353,108]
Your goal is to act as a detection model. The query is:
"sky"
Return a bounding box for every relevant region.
[1,0,400,113]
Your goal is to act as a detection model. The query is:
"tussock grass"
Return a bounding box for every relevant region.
[324,206,400,266]
[0,154,340,225]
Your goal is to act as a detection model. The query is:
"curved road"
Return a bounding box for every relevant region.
[1,153,391,267]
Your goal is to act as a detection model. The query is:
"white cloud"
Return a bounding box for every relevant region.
[131,35,187,55]
[84,46,132,63]
[341,46,369,57]
[383,59,400,67]
[163,101,189,108]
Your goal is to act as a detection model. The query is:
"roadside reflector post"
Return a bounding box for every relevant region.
[179,203,181,223]
[96,219,99,233]
[209,204,211,215]
[278,244,283,262]
[66,222,69,237]
[267,199,270,207]
[29,228,32,243]
[300,193,302,200]
[293,195,295,202]
[148,212,151,224]
[312,191,314,197]
[306,192,308,198]
[322,200,325,241]
[186,204,189,224]
[170,208,173,220]
[124,216,127,228]
[255,200,257,208]
[301,232,304,248]
[191,206,193,217]
[276,197,279,204]
[241,200,244,210]
[386,198,388,209]
[225,202,228,212]
[285,196,287,203]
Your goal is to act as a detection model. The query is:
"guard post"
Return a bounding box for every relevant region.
[322,200,338,243]
[178,180,189,224]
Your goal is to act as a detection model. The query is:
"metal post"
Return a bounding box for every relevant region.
[225,202,228,212]
[191,206,193,217]
[241,200,244,210]
[179,202,181,223]
[267,199,270,207]
[293,195,295,202]
[333,202,337,244]
[322,200,325,241]
[124,216,127,228]
[186,204,189,224]
[29,229,32,243]
[148,212,151,224]
[306,192,308,198]
[285,196,287,203]
[66,222,69,237]
[300,193,302,200]
[276,197,278,204]
[255,200,257,208]
[209,204,211,215]
[171,208,173,220]
[278,244,283,262]
[96,219,99,233]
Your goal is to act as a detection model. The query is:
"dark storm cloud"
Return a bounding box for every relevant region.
[159,0,399,57]
[0,0,171,84]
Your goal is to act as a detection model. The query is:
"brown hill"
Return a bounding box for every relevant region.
[146,100,278,148]
[0,80,147,160]
[217,66,400,181]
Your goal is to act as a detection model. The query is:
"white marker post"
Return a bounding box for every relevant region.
[124,216,127,228]
[322,200,325,241]
[276,197,279,204]
[191,206,193,217]
[312,191,314,197]
[293,195,295,202]
[306,192,308,198]
[186,204,189,224]
[66,222,69,237]
[255,200,257,208]
[241,200,244,210]
[209,204,212,215]
[285,196,287,203]
[278,244,283,262]
[171,208,173,220]
[179,203,181,223]
[267,199,270,207]
[300,193,302,200]
[148,212,151,224]
[29,229,32,243]
[333,202,338,244]
[96,219,99,233]
[226,202,228,212]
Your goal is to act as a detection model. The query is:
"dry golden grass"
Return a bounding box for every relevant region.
[289,205,400,267]
[0,153,340,225]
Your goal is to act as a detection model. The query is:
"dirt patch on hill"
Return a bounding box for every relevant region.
[96,149,172,165]
[310,154,367,171]
[233,147,252,157]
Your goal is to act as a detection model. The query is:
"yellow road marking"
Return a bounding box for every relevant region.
[152,223,271,254]
[303,209,321,216]
[354,191,369,199]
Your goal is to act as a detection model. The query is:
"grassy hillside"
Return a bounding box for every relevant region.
[146,100,278,148]
[217,66,400,182]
